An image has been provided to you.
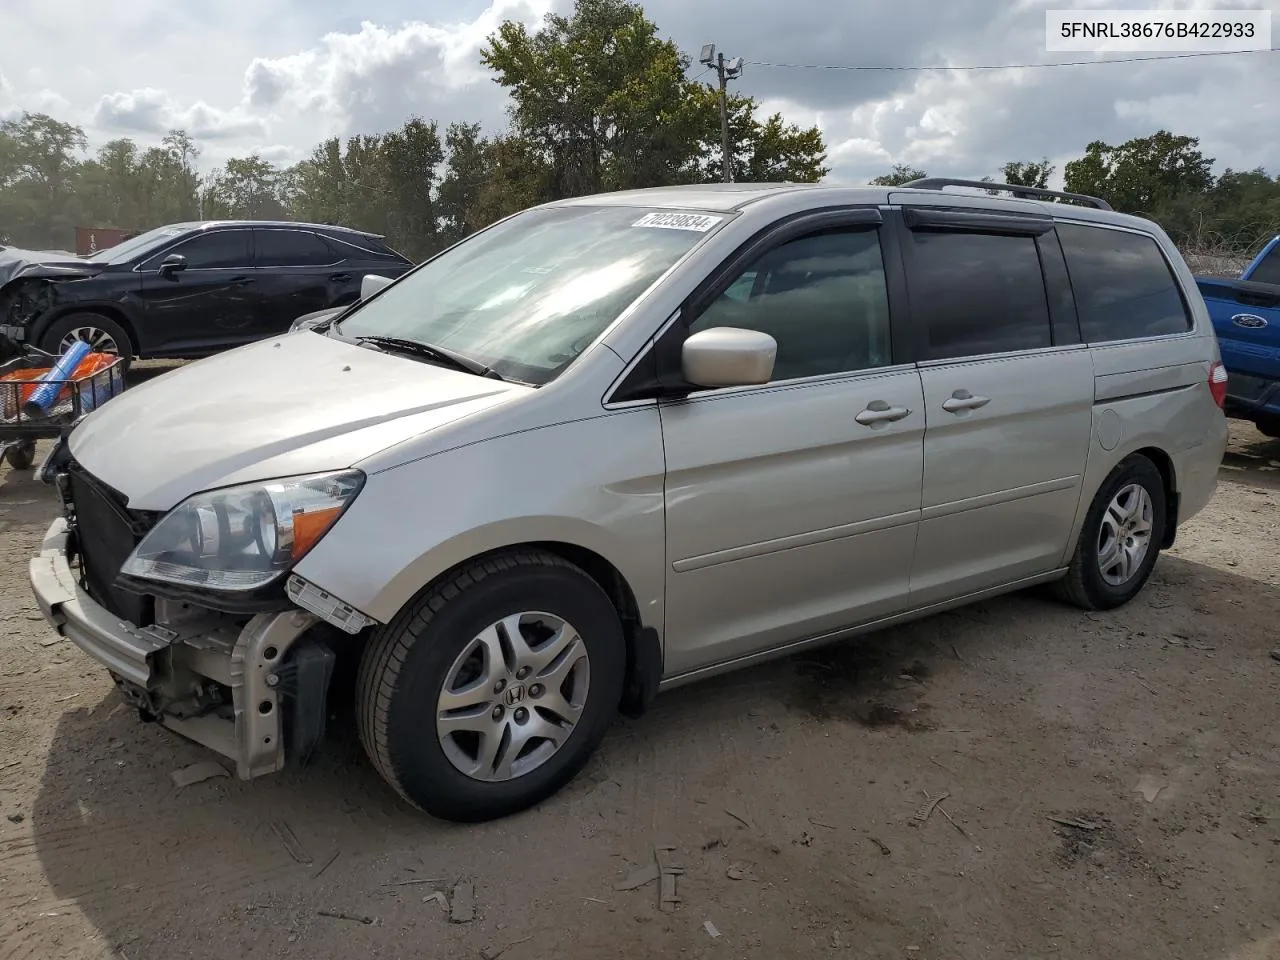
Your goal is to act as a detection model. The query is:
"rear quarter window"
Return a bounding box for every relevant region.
[328,234,410,263]
[1250,242,1280,286]
[1057,223,1192,343]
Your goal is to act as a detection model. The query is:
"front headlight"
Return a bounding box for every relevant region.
[120,470,364,593]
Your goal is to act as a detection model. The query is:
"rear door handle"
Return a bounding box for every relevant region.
[230,276,255,286]
[941,390,990,413]
[855,400,911,426]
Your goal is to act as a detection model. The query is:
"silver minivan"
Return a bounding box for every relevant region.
[28,180,1228,821]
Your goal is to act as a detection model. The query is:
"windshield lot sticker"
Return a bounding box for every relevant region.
[632,212,723,232]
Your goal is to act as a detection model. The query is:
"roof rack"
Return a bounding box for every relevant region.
[900,177,1113,211]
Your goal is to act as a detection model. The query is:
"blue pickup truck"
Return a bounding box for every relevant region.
[1196,236,1280,437]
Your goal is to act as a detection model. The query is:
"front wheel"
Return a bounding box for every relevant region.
[1054,454,1167,611]
[38,313,134,372]
[356,550,626,822]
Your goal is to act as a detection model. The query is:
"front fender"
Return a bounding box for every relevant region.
[292,407,668,638]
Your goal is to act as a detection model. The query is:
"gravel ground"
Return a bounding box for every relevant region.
[1,415,1278,960]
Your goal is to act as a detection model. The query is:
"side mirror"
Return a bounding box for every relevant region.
[360,273,392,300]
[681,327,776,389]
[158,253,187,278]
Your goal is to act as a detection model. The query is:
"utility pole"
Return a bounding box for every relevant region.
[699,44,743,183]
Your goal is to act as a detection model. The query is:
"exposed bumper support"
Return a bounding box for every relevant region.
[28,517,320,779]
[29,518,165,686]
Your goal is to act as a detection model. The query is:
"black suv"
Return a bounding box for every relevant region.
[0,221,413,361]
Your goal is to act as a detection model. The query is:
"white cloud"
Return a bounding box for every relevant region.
[0,0,1275,187]
[92,88,268,140]
[240,0,549,141]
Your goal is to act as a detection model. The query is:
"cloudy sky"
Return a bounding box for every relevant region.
[1,0,1277,186]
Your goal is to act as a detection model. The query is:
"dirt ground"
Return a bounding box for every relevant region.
[2,413,1279,960]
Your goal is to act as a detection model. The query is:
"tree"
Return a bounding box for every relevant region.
[288,119,445,260]
[437,122,494,244]
[378,117,444,257]
[681,86,827,183]
[869,164,926,186]
[1063,131,1213,215]
[0,112,88,248]
[289,137,349,227]
[1001,159,1054,189]
[471,134,552,229]
[742,113,828,182]
[203,154,289,219]
[77,138,143,227]
[482,0,705,199]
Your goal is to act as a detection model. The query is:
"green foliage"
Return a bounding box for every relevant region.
[869,164,926,186]
[2,1,1275,268]
[1001,159,1054,189]
[203,154,289,220]
[1061,131,1276,250]
[0,0,828,256]
[0,112,89,248]
[1064,131,1214,214]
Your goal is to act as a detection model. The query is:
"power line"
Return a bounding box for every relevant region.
[746,48,1280,72]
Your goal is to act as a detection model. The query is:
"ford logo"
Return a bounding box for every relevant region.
[1233,313,1268,329]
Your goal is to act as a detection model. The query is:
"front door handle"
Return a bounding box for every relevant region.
[941,390,990,413]
[330,272,352,282]
[229,276,255,286]
[855,400,911,426]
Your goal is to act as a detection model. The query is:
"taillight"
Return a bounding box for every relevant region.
[1209,362,1228,409]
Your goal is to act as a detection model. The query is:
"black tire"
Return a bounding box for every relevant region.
[37,313,134,367]
[1254,417,1280,440]
[356,549,626,822]
[1054,454,1167,611]
[3,441,35,470]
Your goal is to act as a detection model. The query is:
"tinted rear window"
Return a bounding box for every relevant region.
[1251,243,1280,286]
[905,230,1053,360]
[1057,223,1191,343]
[329,234,409,263]
[255,229,336,266]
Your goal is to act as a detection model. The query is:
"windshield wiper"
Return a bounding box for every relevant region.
[353,335,504,380]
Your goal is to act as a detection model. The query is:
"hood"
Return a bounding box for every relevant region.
[0,246,104,288]
[69,331,530,510]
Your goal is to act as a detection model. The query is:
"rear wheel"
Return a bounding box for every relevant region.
[38,313,134,370]
[3,441,36,470]
[1054,454,1167,611]
[356,550,626,822]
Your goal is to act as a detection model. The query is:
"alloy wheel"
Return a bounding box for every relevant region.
[1096,482,1154,587]
[59,326,120,355]
[436,612,591,782]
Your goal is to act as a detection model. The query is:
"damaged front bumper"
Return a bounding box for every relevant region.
[29,517,334,780]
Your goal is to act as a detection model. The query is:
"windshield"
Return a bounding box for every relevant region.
[89,224,190,264]
[335,205,726,384]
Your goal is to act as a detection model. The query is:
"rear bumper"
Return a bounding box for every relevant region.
[28,517,321,779]
[1176,413,1229,527]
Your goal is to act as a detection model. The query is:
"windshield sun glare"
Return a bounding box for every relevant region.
[335,205,724,385]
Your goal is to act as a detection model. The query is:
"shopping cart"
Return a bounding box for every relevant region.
[0,343,126,470]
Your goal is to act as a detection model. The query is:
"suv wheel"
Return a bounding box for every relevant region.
[1054,454,1167,611]
[38,313,134,368]
[356,550,626,822]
